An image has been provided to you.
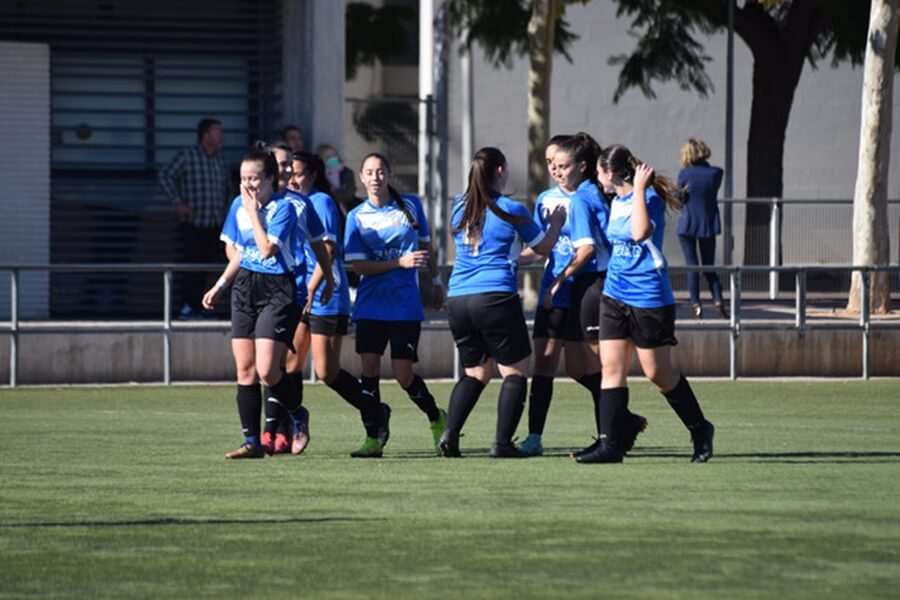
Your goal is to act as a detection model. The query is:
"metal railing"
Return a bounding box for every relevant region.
[1,263,898,386]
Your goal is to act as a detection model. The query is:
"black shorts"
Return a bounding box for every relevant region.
[447,292,531,368]
[599,294,677,349]
[532,306,571,341]
[355,319,421,361]
[230,268,298,347]
[299,312,350,336]
[571,271,605,342]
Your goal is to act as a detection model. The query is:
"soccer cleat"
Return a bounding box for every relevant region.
[260,431,276,456]
[291,407,310,456]
[377,403,392,449]
[350,436,384,458]
[517,433,544,457]
[225,442,265,459]
[575,441,623,464]
[488,441,529,459]
[570,437,601,460]
[691,420,715,463]
[429,409,447,454]
[621,413,649,454]
[273,432,291,454]
[438,431,461,458]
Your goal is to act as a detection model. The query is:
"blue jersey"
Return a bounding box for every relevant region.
[604,187,675,308]
[448,194,544,297]
[302,189,351,316]
[535,181,603,309]
[285,189,326,306]
[344,196,425,321]
[220,192,297,275]
[568,178,611,272]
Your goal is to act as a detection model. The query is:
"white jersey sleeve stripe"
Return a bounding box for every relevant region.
[571,236,596,248]
[525,230,546,248]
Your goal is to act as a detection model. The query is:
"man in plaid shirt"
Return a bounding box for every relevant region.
[159,118,231,319]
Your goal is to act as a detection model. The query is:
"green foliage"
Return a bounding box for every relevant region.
[346,2,416,80]
[1,381,900,597]
[447,0,582,67]
[610,0,896,103]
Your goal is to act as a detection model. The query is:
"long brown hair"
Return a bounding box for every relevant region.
[598,144,681,211]
[453,147,526,250]
[360,152,418,228]
[293,150,333,196]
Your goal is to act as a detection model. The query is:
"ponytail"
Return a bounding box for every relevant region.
[598,144,681,211]
[453,147,526,249]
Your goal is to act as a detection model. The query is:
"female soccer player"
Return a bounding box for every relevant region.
[286,150,387,456]
[343,153,446,457]
[578,144,714,464]
[537,134,648,460]
[202,144,331,459]
[257,143,335,456]
[519,133,645,457]
[440,147,565,458]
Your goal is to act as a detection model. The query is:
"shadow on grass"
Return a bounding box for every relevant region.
[632,447,900,463]
[0,516,380,529]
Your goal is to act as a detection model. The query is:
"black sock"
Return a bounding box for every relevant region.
[328,369,380,437]
[404,374,440,421]
[663,374,706,430]
[598,387,628,447]
[576,373,605,435]
[496,375,527,445]
[326,369,363,410]
[360,375,383,437]
[527,375,554,435]
[267,371,301,418]
[361,375,381,404]
[236,383,262,440]
[446,376,485,436]
[262,386,284,435]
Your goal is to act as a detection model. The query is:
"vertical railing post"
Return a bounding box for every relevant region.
[769,197,780,300]
[860,268,870,380]
[729,268,741,380]
[163,269,172,385]
[795,269,806,331]
[10,269,19,387]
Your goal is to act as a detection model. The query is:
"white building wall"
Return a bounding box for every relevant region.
[0,42,50,319]
[447,2,900,205]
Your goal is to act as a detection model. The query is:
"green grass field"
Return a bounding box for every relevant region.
[1,380,899,599]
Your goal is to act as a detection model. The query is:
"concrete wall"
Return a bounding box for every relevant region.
[0,327,896,384]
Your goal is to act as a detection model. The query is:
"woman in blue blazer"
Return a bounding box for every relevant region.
[676,139,727,319]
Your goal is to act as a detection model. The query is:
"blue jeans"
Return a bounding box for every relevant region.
[678,235,723,305]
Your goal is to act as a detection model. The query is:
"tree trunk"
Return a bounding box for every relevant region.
[736,0,824,290]
[521,0,556,309]
[526,0,556,205]
[847,0,897,314]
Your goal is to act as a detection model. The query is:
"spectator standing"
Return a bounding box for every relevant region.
[159,118,230,320]
[676,138,727,319]
[280,125,306,153]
